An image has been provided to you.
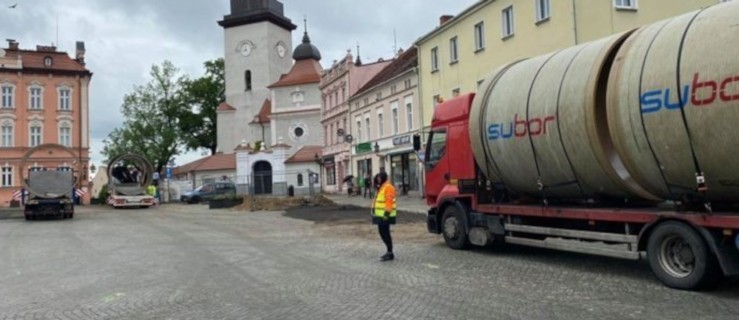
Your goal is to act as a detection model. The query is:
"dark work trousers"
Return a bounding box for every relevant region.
[378,222,393,253]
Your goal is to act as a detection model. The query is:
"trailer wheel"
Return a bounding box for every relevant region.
[647,221,721,290]
[441,205,470,250]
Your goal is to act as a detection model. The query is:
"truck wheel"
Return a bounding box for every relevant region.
[441,205,470,250]
[646,221,721,290]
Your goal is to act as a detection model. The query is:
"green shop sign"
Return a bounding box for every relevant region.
[355,142,372,154]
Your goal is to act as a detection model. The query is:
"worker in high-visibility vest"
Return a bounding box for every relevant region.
[372,171,397,261]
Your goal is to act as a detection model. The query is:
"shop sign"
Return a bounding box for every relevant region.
[393,135,411,146]
[323,157,335,167]
[355,142,372,154]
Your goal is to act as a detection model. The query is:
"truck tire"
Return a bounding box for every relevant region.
[441,204,470,250]
[646,221,721,290]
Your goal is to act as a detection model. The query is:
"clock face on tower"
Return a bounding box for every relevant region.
[276,41,287,58]
[236,40,255,57]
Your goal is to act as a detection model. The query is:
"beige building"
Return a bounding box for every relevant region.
[415,0,725,130]
[319,51,390,193]
[348,48,421,196]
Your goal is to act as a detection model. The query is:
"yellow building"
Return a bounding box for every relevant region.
[414,0,727,129]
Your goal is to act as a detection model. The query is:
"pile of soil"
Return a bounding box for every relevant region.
[235,194,334,212]
[284,204,434,242]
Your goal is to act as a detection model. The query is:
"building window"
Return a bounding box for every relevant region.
[334,92,339,106]
[391,101,399,135]
[59,123,72,147]
[433,94,442,112]
[30,124,42,147]
[390,85,397,95]
[536,0,551,22]
[326,167,336,186]
[377,111,384,138]
[1,85,14,109]
[324,125,328,146]
[44,56,53,67]
[329,123,334,145]
[1,166,12,187]
[430,47,439,72]
[59,88,71,110]
[614,0,637,9]
[365,113,371,141]
[474,22,485,51]
[29,87,42,110]
[1,121,13,147]
[502,6,515,38]
[404,79,412,89]
[376,92,382,101]
[405,96,413,131]
[297,173,304,187]
[356,117,362,143]
[449,36,459,63]
[342,88,346,103]
[245,70,252,91]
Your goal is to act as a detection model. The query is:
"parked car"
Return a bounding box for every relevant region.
[180,182,236,204]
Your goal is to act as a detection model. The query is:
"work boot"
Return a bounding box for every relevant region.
[380,252,394,261]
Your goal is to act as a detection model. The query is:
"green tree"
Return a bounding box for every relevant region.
[179,58,224,155]
[102,61,187,172]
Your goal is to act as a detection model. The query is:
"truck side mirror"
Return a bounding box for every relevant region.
[413,134,421,152]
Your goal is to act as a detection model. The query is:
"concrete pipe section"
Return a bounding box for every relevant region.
[107,154,154,196]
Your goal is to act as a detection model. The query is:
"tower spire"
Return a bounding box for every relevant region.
[302,16,310,43]
[355,43,362,66]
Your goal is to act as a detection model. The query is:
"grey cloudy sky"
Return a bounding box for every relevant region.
[0,0,477,167]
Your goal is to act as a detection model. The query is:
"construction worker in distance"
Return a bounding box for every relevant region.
[372,171,397,261]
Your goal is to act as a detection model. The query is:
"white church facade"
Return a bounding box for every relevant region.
[216,0,324,195]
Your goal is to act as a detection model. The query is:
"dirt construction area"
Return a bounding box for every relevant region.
[283,203,432,243]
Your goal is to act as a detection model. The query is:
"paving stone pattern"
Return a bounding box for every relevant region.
[0,205,737,320]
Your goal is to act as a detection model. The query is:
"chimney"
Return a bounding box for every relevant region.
[6,39,18,50]
[440,15,454,26]
[75,41,86,65]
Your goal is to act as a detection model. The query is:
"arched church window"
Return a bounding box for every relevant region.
[297,173,304,187]
[245,70,252,91]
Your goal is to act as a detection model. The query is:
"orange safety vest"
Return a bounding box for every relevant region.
[373,182,397,221]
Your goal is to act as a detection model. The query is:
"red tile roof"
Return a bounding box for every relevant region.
[251,99,271,124]
[173,153,235,175]
[218,102,236,111]
[284,146,323,164]
[1,48,90,74]
[268,59,322,88]
[355,47,418,96]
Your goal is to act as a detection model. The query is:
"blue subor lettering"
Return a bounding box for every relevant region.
[487,114,556,140]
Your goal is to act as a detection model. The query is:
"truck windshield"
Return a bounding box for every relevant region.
[425,129,447,171]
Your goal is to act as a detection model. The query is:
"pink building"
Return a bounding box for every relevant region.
[319,51,390,193]
[0,40,92,206]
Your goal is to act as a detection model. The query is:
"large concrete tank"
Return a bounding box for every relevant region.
[470,32,657,201]
[607,3,739,203]
[470,1,739,204]
[107,154,154,196]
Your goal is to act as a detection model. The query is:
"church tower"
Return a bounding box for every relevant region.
[217,0,296,154]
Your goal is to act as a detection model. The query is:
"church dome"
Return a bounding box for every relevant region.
[293,31,321,61]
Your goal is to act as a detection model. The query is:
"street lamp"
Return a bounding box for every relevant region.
[90,163,97,174]
[373,142,380,153]
[313,153,324,166]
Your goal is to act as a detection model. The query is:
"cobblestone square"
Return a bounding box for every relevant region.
[1,204,737,320]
